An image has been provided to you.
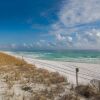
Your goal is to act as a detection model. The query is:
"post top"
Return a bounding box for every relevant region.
[76,68,79,72]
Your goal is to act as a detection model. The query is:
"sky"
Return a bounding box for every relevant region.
[0,0,100,50]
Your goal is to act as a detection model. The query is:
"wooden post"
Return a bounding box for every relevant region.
[22,56,23,61]
[22,56,24,65]
[76,68,79,86]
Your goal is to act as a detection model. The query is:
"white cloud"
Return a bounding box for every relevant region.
[11,44,17,49]
[56,34,65,41]
[49,0,100,50]
[0,44,18,50]
[68,36,72,42]
[59,0,100,26]
[23,43,28,47]
[96,32,100,37]
[73,29,100,49]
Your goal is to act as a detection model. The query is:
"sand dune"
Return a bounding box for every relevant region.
[6,51,100,84]
[1,51,100,100]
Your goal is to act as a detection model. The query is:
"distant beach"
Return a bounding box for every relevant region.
[10,50,100,64]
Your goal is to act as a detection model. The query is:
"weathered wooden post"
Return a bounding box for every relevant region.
[22,56,23,61]
[22,56,24,65]
[76,68,79,86]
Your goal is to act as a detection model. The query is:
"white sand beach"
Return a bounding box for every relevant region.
[23,58,100,85]
[0,51,100,100]
[5,51,100,85]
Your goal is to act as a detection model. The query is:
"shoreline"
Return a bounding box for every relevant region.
[3,51,100,85]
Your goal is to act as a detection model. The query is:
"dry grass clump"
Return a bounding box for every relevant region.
[75,85,100,99]
[30,85,65,100]
[58,93,80,100]
[0,52,26,66]
[21,85,33,92]
[35,69,67,85]
[0,64,67,86]
[91,94,100,100]
[33,94,47,100]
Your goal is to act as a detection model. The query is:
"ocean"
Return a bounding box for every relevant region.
[10,50,100,64]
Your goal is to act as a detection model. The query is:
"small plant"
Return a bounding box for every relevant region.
[75,85,97,98]
[58,93,80,100]
[33,94,47,100]
[22,85,32,92]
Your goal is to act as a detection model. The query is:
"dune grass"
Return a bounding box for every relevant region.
[0,52,69,99]
[0,52,26,66]
[0,52,67,85]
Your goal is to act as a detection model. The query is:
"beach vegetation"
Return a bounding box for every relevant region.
[0,52,68,100]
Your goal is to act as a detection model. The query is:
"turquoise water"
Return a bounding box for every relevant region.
[12,50,100,64]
